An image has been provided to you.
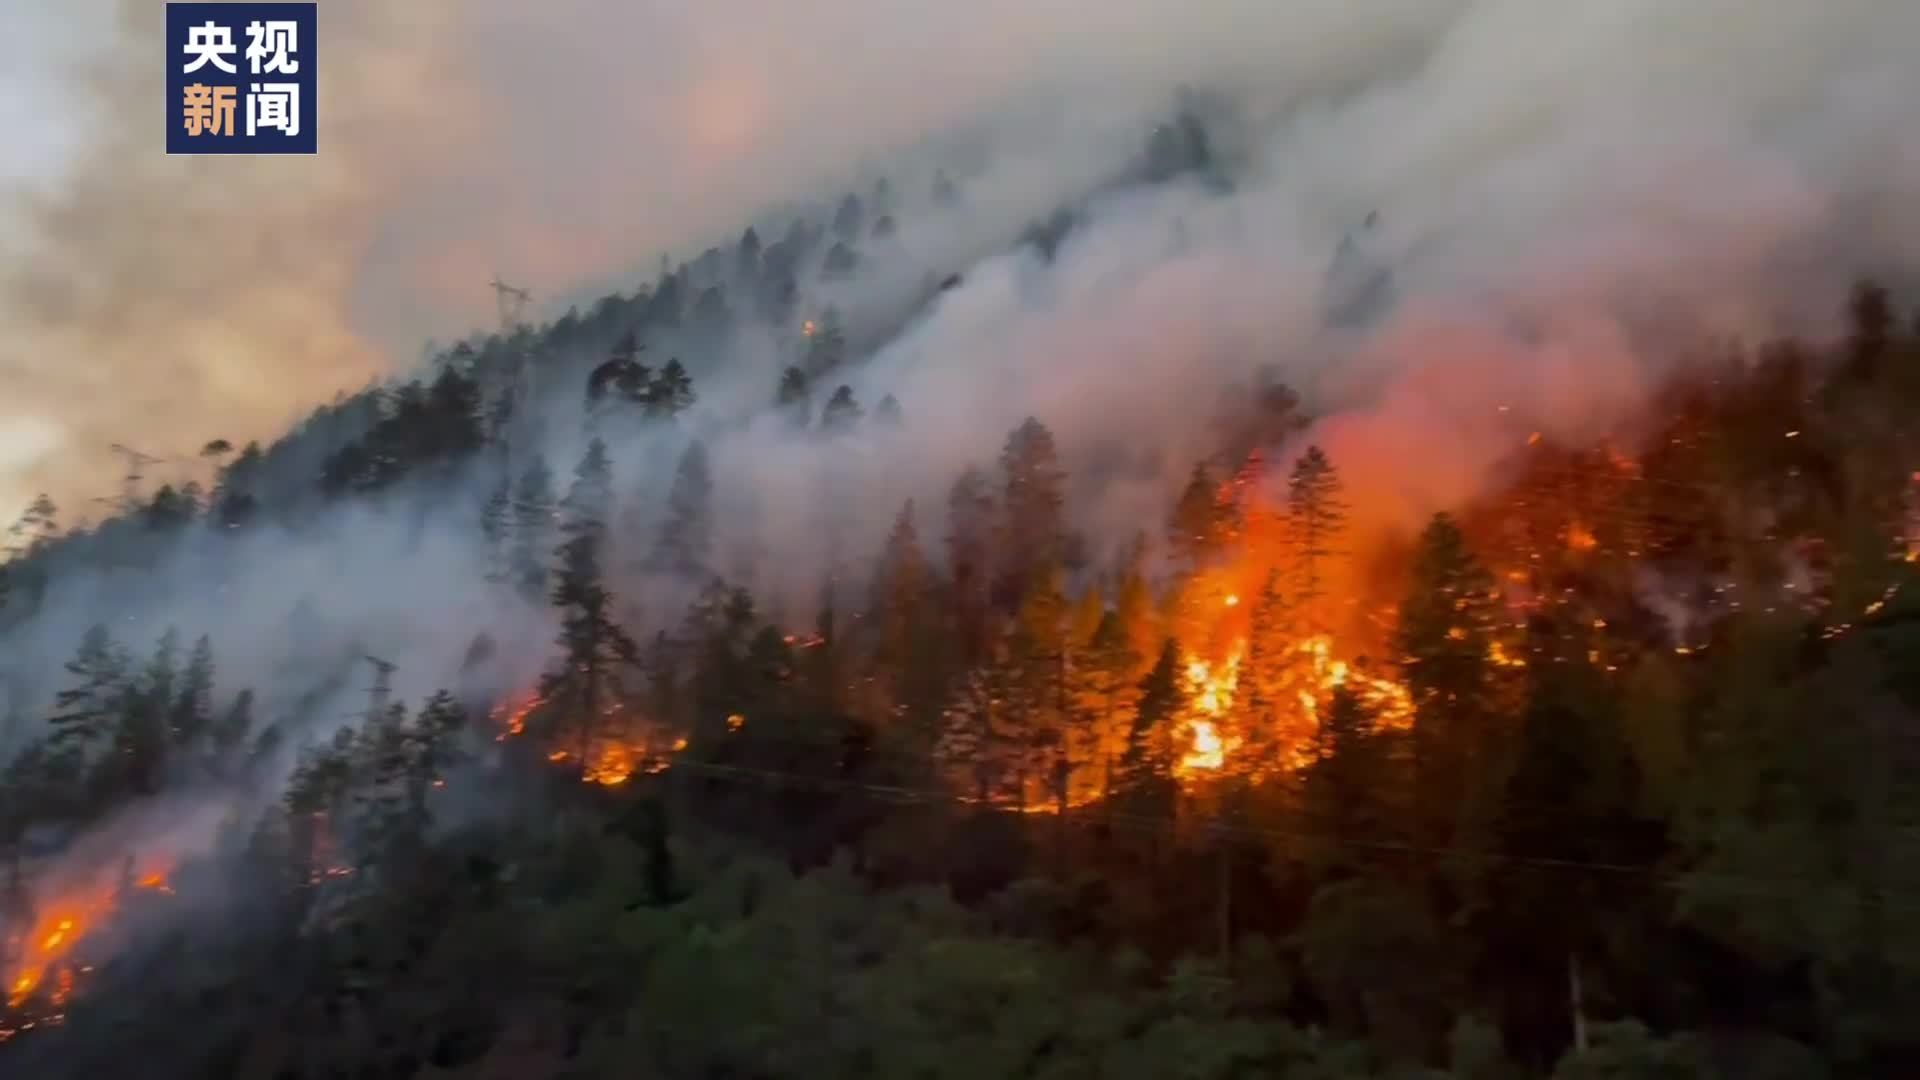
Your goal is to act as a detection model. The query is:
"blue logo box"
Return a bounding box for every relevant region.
[165,3,316,155]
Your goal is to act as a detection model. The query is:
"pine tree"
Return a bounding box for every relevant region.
[1119,638,1185,815]
[776,366,813,430]
[946,467,996,660]
[736,226,762,281]
[1305,683,1384,861]
[1169,462,1230,571]
[404,691,466,832]
[833,192,865,240]
[874,393,903,429]
[560,439,615,541]
[214,442,262,528]
[212,689,256,765]
[424,364,484,459]
[996,418,1067,609]
[870,502,930,716]
[1009,563,1071,813]
[937,662,1006,803]
[170,634,215,751]
[651,440,713,576]
[803,308,847,375]
[820,385,863,435]
[509,454,557,601]
[644,359,696,419]
[47,625,129,763]
[5,494,58,557]
[1070,610,1143,799]
[114,629,181,795]
[1237,571,1309,773]
[1114,534,1159,679]
[1396,513,1501,846]
[542,510,641,769]
[588,331,650,407]
[1287,445,1348,631]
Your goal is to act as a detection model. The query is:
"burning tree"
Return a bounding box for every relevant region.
[538,440,642,781]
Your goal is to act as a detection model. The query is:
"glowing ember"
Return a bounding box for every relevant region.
[489,690,545,742]
[726,712,746,731]
[1223,594,1240,608]
[583,743,636,786]
[1566,522,1598,552]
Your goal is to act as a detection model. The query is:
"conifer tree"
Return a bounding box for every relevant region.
[1169,462,1231,571]
[821,385,863,435]
[212,689,256,765]
[48,625,129,763]
[560,438,615,539]
[1306,683,1384,860]
[170,633,216,752]
[1009,563,1071,813]
[1287,445,1347,631]
[869,501,932,717]
[1237,571,1308,772]
[1070,610,1143,798]
[509,454,557,601]
[995,418,1067,609]
[1120,638,1185,814]
[114,629,181,795]
[644,359,696,418]
[6,494,58,557]
[542,456,641,768]
[803,308,847,376]
[1114,534,1159,679]
[946,466,996,659]
[1396,513,1501,845]
[874,393,903,430]
[776,366,813,430]
[651,440,713,576]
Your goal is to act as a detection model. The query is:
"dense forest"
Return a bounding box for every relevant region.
[4,108,1920,1078]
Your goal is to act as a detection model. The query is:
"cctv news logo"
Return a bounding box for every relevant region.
[165,4,316,155]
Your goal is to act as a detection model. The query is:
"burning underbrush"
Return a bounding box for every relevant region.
[1,857,176,1044]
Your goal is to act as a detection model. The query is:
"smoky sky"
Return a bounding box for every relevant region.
[0,0,1916,581]
[0,0,1460,518]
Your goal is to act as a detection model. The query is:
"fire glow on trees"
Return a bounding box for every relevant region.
[494,692,681,786]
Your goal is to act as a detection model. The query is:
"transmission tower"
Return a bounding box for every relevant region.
[486,275,538,481]
[362,653,398,727]
[107,443,167,514]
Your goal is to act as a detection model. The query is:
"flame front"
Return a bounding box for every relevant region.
[4,864,173,1022]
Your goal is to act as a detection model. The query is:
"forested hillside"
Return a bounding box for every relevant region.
[4,97,1920,1079]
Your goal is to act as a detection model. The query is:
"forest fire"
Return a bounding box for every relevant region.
[1179,653,1243,774]
[494,684,684,786]
[3,861,174,1027]
[488,690,544,742]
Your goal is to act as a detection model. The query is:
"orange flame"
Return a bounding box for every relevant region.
[4,861,173,1011]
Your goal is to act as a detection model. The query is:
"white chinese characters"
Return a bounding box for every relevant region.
[181,22,238,74]
[244,20,301,75]
[247,84,302,138]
